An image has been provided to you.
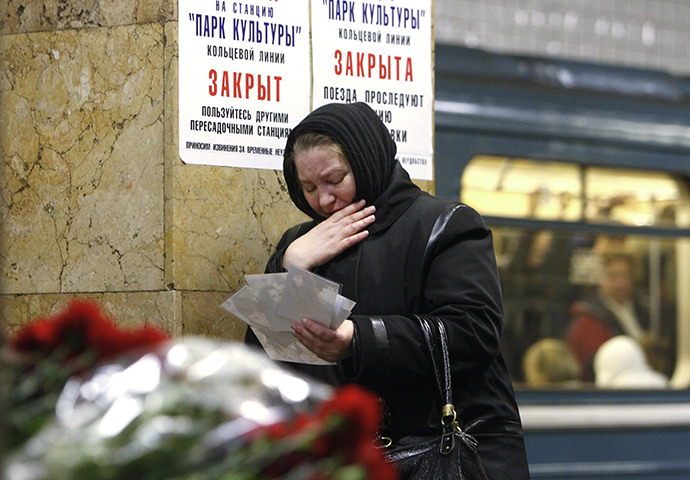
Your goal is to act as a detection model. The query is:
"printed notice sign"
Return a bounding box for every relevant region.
[311,0,434,180]
[179,0,310,169]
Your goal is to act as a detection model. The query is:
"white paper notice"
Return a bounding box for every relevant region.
[179,0,311,169]
[311,0,434,180]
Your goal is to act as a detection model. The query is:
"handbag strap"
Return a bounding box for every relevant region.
[416,315,463,455]
[423,203,462,270]
[420,204,463,426]
[417,203,466,454]
[420,203,462,297]
[417,316,451,406]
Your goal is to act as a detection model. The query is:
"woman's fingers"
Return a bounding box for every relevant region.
[346,210,376,234]
[283,202,376,270]
[329,201,375,229]
[331,199,367,220]
[292,318,354,363]
[340,203,376,226]
[325,203,376,241]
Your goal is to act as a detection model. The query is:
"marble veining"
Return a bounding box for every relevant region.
[1,25,165,294]
[0,0,176,35]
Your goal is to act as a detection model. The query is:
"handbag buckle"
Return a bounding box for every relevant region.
[441,403,456,427]
[378,436,393,448]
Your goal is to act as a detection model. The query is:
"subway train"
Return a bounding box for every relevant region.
[433,45,690,479]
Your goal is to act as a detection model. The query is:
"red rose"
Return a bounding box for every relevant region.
[10,300,169,364]
[11,318,59,351]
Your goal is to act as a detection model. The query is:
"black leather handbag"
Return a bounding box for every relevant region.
[384,315,491,480]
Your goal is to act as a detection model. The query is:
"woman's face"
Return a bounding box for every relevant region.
[294,146,356,218]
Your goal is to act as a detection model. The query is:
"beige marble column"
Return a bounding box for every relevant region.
[0,0,306,340]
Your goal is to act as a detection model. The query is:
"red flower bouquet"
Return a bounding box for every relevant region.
[0,300,170,450]
[2,330,397,480]
[242,385,397,480]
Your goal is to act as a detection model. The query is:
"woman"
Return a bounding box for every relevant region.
[245,102,530,479]
[566,252,650,381]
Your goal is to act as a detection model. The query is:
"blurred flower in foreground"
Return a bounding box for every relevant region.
[1,300,170,451]
[2,307,396,480]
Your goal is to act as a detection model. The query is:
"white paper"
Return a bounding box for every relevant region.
[332,295,356,330]
[251,327,332,365]
[278,265,341,327]
[245,273,292,331]
[221,269,356,364]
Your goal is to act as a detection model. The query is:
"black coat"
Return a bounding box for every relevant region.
[247,164,530,479]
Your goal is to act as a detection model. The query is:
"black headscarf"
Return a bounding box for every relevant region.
[283,102,397,220]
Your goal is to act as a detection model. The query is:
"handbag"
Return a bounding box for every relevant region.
[383,315,491,480]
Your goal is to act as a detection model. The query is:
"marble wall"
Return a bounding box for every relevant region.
[0,0,308,339]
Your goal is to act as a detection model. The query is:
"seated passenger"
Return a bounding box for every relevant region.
[594,336,669,389]
[566,251,649,381]
[522,338,581,388]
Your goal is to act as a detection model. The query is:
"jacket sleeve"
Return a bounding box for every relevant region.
[423,205,505,370]
[344,205,505,387]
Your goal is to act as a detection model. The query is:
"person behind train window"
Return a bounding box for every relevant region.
[593,335,669,389]
[244,102,530,480]
[502,189,573,283]
[522,338,581,388]
[565,251,650,381]
[499,189,575,382]
[568,194,632,296]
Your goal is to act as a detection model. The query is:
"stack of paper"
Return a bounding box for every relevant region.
[221,265,356,365]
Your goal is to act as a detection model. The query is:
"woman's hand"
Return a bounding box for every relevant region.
[291,318,354,363]
[282,200,375,270]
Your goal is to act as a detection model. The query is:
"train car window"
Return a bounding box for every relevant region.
[462,156,582,221]
[462,156,683,226]
[461,155,690,391]
[585,167,681,227]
